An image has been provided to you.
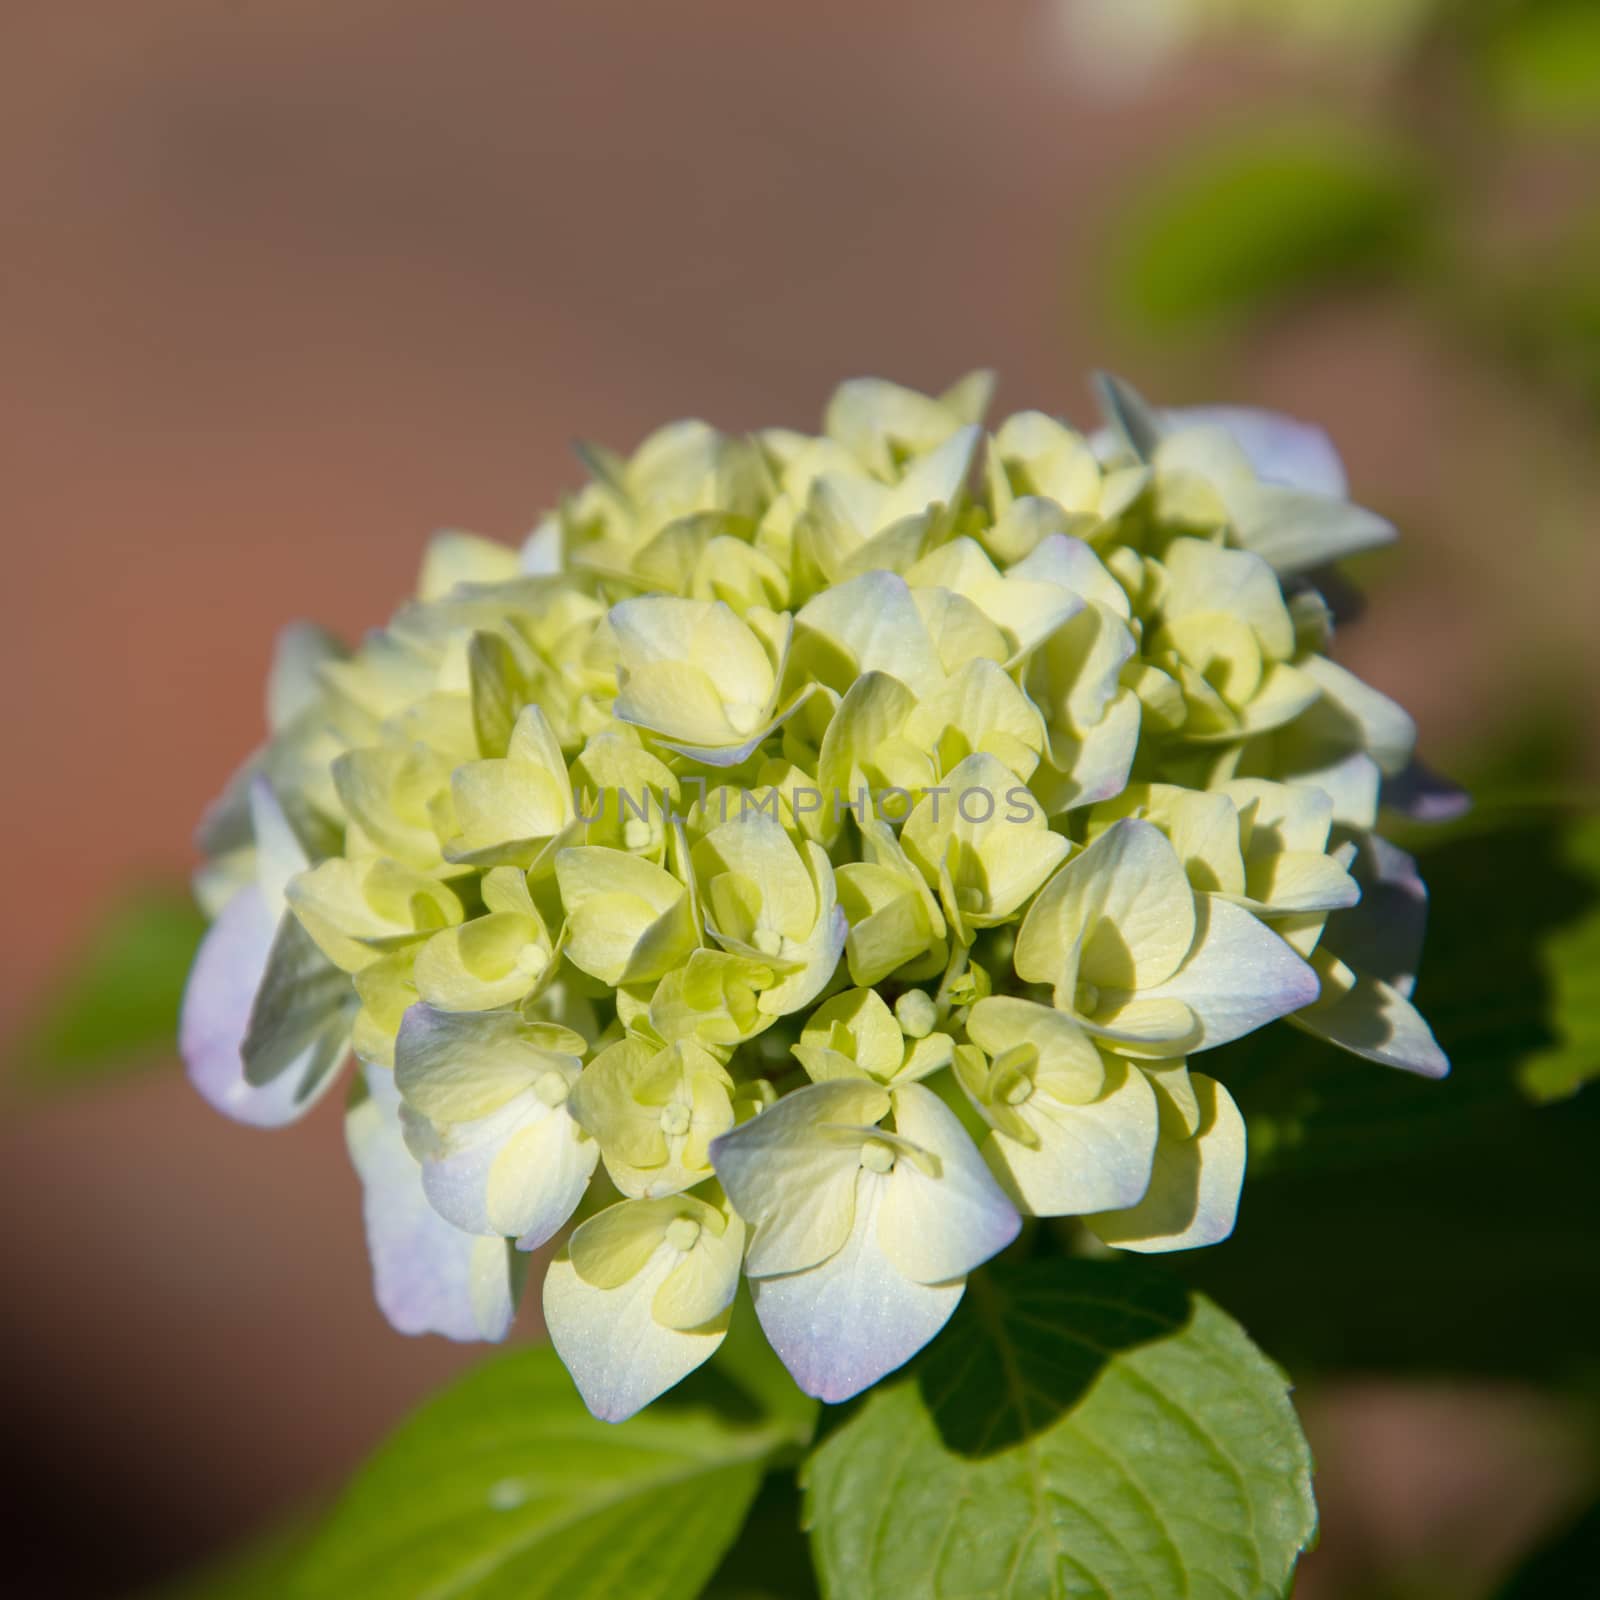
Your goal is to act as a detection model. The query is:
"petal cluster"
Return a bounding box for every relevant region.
[182,372,1456,1419]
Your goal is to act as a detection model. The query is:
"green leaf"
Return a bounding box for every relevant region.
[292,1340,802,1600]
[11,884,204,1086]
[1106,122,1427,336]
[804,1260,1315,1600]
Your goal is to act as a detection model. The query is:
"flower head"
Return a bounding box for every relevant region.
[181,369,1453,1418]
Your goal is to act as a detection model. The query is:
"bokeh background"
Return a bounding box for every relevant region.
[4,3,1598,1596]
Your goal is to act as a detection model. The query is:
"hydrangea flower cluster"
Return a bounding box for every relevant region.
[181,373,1454,1419]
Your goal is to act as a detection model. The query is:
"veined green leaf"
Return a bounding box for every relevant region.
[804,1259,1315,1600]
[294,1341,802,1600]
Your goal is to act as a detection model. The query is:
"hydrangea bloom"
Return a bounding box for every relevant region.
[181,372,1456,1418]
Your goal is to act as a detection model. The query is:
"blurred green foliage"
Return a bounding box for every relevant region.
[1104,0,1600,408]
[1486,1,1600,131]
[1490,208,1600,412]
[1109,124,1429,335]
[10,885,203,1088]
[1518,816,1600,1101]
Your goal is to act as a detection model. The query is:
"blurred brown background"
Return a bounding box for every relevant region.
[3,3,1596,1595]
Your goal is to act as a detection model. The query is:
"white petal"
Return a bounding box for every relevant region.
[1238,851,1360,915]
[1290,750,1382,831]
[751,1178,963,1403]
[1291,974,1449,1079]
[1165,406,1348,498]
[543,1243,729,1422]
[345,1064,521,1342]
[653,1210,747,1330]
[876,1084,1020,1283]
[1017,818,1195,994]
[503,1112,601,1250]
[467,1234,522,1339]
[413,1093,598,1247]
[795,571,945,698]
[1236,484,1397,576]
[395,1004,583,1124]
[654,724,782,768]
[181,887,347,1128]
[267,620,345,731]
[1034,690,1141,815]
[520,514,562,575]
[1301,656,1417,776]
[711,1080,890,1277]
[1010,534,1131,618]
[757,894,849,1020]
[247,779,312,915]
[1135,896,1320,1050]
[982,1057,1160,1218]
[1079,997,1198,1053]
[407,1101,501,1235]
[1089,1073,1245,1253]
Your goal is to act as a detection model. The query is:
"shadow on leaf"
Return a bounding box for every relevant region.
[804,1255,1314,1598]
[916,1257,1192,1457]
